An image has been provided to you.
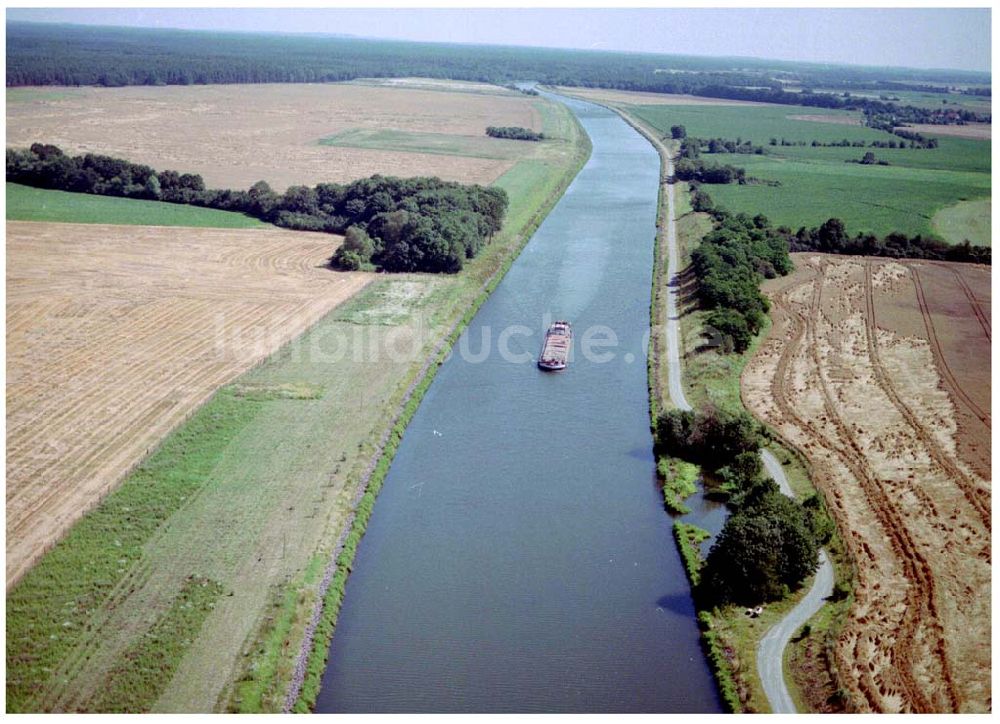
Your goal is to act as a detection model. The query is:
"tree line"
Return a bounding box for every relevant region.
[689,210,793,352]
[6,143,508,274]
[789,217,991,264]
[7,22,989,128]
[485,126,544,141]
[689,185,990,265]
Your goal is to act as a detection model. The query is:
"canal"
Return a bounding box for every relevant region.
[315,93,722,713]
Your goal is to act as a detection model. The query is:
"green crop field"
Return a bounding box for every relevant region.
[811,87,992,113]
[318,127,529,160]
[932,198,992,247]
[6,183,268,228]
[633,104,991,241]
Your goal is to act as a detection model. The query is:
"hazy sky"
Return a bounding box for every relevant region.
[6,7,992,73]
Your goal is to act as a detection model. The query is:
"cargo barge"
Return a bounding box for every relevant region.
[538,321,572,370]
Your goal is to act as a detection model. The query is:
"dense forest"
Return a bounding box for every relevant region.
[688,211,792,353]
[6,144,508,274]
[6,23,990,125]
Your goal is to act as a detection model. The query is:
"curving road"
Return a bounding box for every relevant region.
[657,144,833,713]
[757,451,834,713]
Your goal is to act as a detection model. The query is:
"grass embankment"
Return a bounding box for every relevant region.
[616,103,854,713]
[631,103,990,242]
[91,576,225,712]
[5,182,267,228]
[5,94,589,714]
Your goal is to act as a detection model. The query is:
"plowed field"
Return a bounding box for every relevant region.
[742,254,990,712]
[6,221,367,587]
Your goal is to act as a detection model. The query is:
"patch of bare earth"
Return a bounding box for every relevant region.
[6,82,542,191]
[787,114,863,126]
[742,253,990,713]
[6,221,369,587]
[896,123,991,140]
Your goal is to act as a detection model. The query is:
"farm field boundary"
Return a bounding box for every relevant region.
[6,182,267,228]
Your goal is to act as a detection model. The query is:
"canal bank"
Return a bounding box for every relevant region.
[312,93,722,713]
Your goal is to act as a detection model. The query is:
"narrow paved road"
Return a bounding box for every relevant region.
[662,154,691,413]
[658,148,833,713]
[757,451,834,713]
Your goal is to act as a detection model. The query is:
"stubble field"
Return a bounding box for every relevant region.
[6,83,543,190]
[742,253,991,713]
[6,221,366,587]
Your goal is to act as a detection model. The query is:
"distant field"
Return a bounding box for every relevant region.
[809,87,993,113]
[6,82,543,191]
[552,85,767,106]
[933,198,992,246]
[631,102,991,240]
[6,183,267,228]
[318,127,529,160]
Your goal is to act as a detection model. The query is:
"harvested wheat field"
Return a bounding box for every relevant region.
[6,82,542,191]
[896,122,992,140]
[742,253,990,712]
[552,85,769,106]
[6,220,368,587]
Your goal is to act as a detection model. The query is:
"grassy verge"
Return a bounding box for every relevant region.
[673,522,710,586]
[91,576,225,712]
[659,458,699,515]
[5,391,263,712]
[233,95,592,713]
[6,182,267,228]
[609,101,854,713]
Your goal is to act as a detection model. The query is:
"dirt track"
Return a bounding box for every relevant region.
[6,221,368,588]
[742,254,991,713]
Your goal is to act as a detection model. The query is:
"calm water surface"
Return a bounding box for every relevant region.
[315,94,722,713]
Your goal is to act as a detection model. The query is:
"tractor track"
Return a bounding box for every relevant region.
[767,262,958,713]
[929,261,991,341]
[910,265,990,428]
[863,260,991,532]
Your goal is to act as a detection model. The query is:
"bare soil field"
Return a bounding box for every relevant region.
[742,253,991,712]
[6,82,542,191]
[551,86,768,106]
[787,113,863,126]
[897,122,992,140]
[6,221,367,587]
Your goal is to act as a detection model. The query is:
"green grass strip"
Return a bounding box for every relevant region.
[697,611,742,712]
[6,182,267,228]
[659,458,700,515]
[6,391,263,712]
[91,576,225,712]
[673,522,710,587]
